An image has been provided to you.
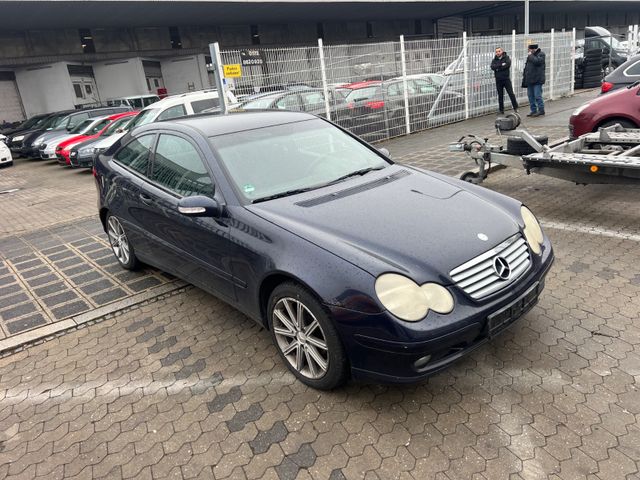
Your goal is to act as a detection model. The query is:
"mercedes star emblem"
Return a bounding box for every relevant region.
[493,256,511,280]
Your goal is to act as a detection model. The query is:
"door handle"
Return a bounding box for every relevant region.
[139,193,153,205]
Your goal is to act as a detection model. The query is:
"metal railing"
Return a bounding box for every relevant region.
[217,30,575,142]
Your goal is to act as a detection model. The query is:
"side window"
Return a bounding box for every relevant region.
[300,92,324,111]
[625,60,640,76]
[387,83,401,97]
[157,105,187,121]
[412,79,435,94]
[67,113,89,129]
[151,134,214,197]
[113,135,154,175]
[191,98,219,113]
[73,84,83,99]
[275,94,302,110]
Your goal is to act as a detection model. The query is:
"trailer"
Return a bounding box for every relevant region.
[450,121,640,185]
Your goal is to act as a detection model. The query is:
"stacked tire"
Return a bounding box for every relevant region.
[574,58,585,89]
[582,49,603,89]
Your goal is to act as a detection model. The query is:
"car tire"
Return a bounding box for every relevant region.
[506,135,549,156]
[106,214,139,270]
[597,119,637,130]
[268,282,349,390]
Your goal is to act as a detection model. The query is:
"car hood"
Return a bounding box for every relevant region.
[38,129,72,145]
[93,132,125,149]
[247,165,521,284]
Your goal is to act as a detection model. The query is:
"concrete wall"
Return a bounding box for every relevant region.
[160,54,210,95]
[93,58,148,100]
[14,62,75,116]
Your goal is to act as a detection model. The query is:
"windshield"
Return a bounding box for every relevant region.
[102,116,132,136]
[88,119,111,135]
[242,96,277,109]
[209,119,390,202]
[344,87,381,103]
[127,108,158,129]
[19,116,45,129]
[70,119,95,134]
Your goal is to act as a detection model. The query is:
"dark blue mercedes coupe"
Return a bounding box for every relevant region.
[94,111,554,389]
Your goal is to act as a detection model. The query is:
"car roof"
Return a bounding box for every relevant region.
[107,111,138,120]
[108,95,159,100]
[148,111,316,137]
[144,90,222,109]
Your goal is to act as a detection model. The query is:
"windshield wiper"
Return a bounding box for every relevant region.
[326,166,386,185]
[252,187,318,203]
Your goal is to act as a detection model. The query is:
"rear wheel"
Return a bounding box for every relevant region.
[268,282,349,390]
[106,214,139,270]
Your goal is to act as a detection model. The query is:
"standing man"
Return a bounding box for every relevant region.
[522,43,546,117]
[491,47,519,114]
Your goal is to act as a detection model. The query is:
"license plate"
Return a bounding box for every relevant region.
[487,282,539,336]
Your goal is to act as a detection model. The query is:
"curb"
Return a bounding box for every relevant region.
[0,280,189,356]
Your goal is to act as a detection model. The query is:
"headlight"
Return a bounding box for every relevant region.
[375,273,454,322]
[70,151,78,157]
[12,135,25,142]
[33,137,44,146]
[521,205,544,255]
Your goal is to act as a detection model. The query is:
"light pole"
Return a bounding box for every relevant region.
[524,0,530,36]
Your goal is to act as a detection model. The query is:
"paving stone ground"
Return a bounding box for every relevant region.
[1,90,639,479]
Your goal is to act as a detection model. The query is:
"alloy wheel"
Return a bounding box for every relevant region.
[107,216,131,266]
[272,297,329,379]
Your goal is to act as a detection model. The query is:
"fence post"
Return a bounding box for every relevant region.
[317,38,331,122]
[463,31,469,120]
[399,35,411,135]
[511,30,516,59]
[571,28,576,94]
[549,28,555,100]
[208,42,228,114]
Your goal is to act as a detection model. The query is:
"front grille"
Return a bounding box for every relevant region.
[450,234,531,300]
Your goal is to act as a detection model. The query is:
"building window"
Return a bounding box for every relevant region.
[78,29,96,53]
[169,27,182,49]
[366,22,374,39]
[250,25,260,45]
[317,22,324,40]
[414,20,423,35]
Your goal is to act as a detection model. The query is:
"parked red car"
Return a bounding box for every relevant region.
[56,111,137,165]
[569,84,640,138]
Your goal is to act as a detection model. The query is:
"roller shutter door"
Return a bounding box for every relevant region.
[0,72,25,123]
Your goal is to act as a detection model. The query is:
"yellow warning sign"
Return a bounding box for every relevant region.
[223,64,242,78]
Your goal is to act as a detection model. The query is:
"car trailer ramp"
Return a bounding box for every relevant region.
[450,121,640,185]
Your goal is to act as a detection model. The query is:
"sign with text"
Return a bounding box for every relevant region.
[223,64,242,78]
[240,49,266,66]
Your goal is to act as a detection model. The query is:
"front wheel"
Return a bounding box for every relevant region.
[268,282,349,390]
[106,214,139,270]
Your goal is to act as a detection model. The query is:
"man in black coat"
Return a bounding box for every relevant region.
[522,43,546,117]
[490,47,518,114]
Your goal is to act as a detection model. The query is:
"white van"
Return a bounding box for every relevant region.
[106,95,160,109]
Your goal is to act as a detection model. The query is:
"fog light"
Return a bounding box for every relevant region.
[414,355,432,369]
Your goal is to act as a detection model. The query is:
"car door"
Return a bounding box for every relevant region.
[109,133,157,257]
[136,132,236,300]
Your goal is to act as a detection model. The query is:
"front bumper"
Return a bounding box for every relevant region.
[70,154,93,169]
[330,242,554,384]
[40,146,57,160]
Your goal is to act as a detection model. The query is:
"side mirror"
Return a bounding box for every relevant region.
[177,195,221,217]
[378,147,390,158]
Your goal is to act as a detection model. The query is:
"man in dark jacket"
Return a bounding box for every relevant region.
[490,47,518,114]
[522,43,546,117]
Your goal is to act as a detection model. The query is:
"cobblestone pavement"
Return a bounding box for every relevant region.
[2,91,640,479]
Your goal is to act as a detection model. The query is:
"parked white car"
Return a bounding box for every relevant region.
[125,89,239,130]
[0,135,13,167]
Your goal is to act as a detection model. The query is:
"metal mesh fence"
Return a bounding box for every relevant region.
[220,31,574,143]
